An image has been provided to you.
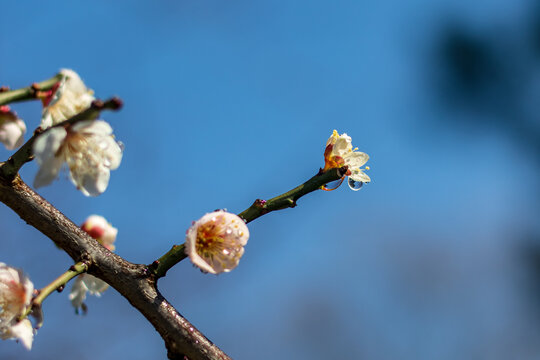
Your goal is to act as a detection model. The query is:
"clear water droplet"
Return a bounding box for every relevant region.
[348,178,364,191]
[98,140,109,150]
[322,178,344,191]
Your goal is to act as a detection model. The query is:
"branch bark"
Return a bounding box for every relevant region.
[0,176,229,360]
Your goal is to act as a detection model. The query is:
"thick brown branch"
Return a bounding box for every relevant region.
[0,176,230,360]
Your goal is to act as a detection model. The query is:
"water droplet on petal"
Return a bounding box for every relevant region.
[322,178,344,191]
[348,178,364,191]
[102,143,110,151]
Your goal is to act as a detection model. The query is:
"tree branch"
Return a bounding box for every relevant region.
[0,176,230,360]
[237,166,347,223]
[0,97,123,180]
[0,74,63,106]
[150,166,348,278]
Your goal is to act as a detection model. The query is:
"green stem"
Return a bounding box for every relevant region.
[238,167,346,223]
[21,262,88,320]
[0,97,123,180]
[149,167,347,278]
[0,74,63,106]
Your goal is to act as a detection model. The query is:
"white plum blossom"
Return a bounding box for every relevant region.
[0,106,26,150]
[33,120,123,196]
[40,69,95,129]
[80,215,117,251]
[0,263,35,350]
[185,210,249,274]
[322,130,370,191]
[69,215,117,312]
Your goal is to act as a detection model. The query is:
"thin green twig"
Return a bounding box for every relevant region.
[0,74,63,106]
[149,166,348,278]
[20,261,88,321]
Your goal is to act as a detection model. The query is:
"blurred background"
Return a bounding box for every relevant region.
[1,0,540,359]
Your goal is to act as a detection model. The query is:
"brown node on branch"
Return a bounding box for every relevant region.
[0,86,10,93]
[91,99,104,109]
[30,82,41,98]
[254,199,267,208]
[110,97,123,110]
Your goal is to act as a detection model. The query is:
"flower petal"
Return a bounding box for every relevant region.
[33,128,66,165]
[72,119,112,136]
[70,166,110,197]
[349,169,371,183]
[33,128,67,188]
[343,151,369,168]
[102,137,123,170]
[69,276,88,309]
[81,275,109,295]
[185,211,250,274]
[0,119,26,150]
[7,319,33,350]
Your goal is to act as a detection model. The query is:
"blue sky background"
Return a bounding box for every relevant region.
[1,1,540,359]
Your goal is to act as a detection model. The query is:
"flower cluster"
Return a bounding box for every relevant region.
[0,263,35,350]
[322,130,370,191]
[0,106,26,150]
[40,69,94,129]
[185,210,249,274]
[69,215,118,312]
[33,120,123,196]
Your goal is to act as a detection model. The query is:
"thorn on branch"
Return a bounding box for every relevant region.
[56,285,65,293]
